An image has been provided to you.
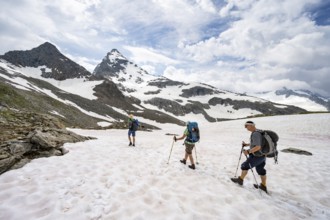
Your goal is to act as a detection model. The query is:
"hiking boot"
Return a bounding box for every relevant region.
[188,164,195,170]
[254,184,268,193]
[231,177,244,185]
[129,142,132,146]
[180,159,186,165]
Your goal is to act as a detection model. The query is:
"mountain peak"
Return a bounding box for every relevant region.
[0,42,91,80]
[37,42,59,52]
[94,49,148,78]
[105,49,127,63]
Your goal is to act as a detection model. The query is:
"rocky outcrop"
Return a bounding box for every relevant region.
[180,86,221,98]
[144,98,216,122]
[281,148,313,156]
[0,107,94,175]
[0,42,91,80]
[147,78,186,88]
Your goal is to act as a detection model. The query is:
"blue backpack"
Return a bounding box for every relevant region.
[186,122,200,143]
[132,119,139,131]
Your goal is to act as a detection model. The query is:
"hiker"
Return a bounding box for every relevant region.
[174,122,199,170]
[128,114,139,147]
[231,121,268,193]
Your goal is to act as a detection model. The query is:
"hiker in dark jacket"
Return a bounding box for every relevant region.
[174,122,196,170]
[231,121,268,193]
[128,114,136,146]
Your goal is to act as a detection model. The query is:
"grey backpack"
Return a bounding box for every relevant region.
[258,130,279,164]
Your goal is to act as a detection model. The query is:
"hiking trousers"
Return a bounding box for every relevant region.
[241,154,266,176]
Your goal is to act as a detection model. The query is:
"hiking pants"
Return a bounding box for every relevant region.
[241,154,266,176]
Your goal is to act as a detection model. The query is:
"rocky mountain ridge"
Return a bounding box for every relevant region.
[0,42,311,127]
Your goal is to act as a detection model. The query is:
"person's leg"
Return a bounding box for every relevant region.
[255,160,267,186]
[132,131,136,146]
[240,170,248,179]
[188,153,194,165]
[231,156,254,185]
[128,130,132,145]
[261,175,267,186]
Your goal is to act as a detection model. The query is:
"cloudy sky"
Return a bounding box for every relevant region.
[1,0,330,97]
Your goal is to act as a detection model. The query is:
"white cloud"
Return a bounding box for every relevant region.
[123,46,179,65]
[0,0,329,96]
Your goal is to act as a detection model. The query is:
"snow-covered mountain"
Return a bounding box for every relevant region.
[93,49,306,122]
[0,42,308,129]
[253,87,330,112]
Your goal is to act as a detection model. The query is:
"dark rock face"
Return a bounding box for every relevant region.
[144,89,161,95]
[147,78,186,88]
[93,49,129,77]
[208,97,307,115]
[281,148,313,156]
[0,42,91,80]
[0,107,94,175]
[180,86,221,98]
[144,97,216,122]
[93,79,140,111]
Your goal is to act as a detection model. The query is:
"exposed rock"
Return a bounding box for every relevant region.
[0,108,95,175]
[208,97,307,115]
[144,89,161,95]
[144,97,216,122]
[147,78,186,88]
[281,148,313,156]
[180,86,221,98]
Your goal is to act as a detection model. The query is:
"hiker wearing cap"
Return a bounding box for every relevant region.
[128,114,138,146]
[174,121,200,170]
[231,121,268,193]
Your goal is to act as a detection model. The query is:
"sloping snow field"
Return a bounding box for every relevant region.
[0,114,329,220]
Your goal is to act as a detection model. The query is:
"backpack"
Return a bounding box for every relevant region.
[186,122,200,143]
[132,119,139,131]
[258,130,279,164]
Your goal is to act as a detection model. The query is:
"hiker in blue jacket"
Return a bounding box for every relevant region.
[231,121,268,193]
[128,114,138,147]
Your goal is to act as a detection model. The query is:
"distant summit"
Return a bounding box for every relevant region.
[93,49,148,78]
[254,87,330,112]
[0,42,91,80]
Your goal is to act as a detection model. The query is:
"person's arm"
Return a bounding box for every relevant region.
[174,134,186,141]
[244,145,261,155]
[242,141,250,147]
[244,132,262,155]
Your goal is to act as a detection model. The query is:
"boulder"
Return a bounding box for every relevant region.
[0,108,95,175]
[281,148,313,156]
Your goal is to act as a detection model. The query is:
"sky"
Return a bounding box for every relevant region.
[0,0,330,97]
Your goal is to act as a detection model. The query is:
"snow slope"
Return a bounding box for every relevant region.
[0,113,329,220]
[254,91,328,112]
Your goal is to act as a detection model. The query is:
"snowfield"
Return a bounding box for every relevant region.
[0,114,329,220]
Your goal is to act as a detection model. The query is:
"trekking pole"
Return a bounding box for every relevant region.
[245,154,262,196]
[167,139,175,164]
[234,144,244,177]
[194,145,199,165]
